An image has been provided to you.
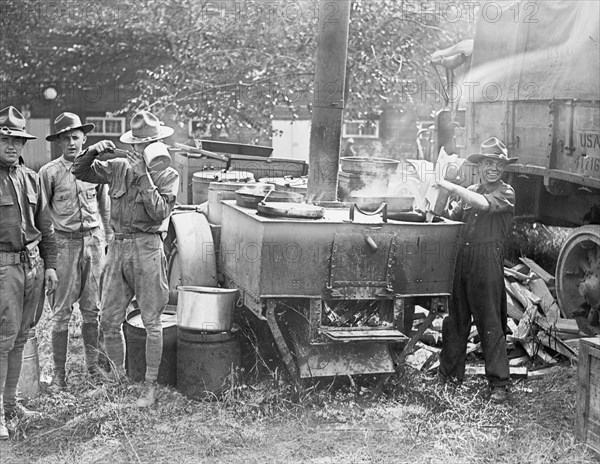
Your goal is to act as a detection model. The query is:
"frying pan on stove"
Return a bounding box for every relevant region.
[256,202,324,219]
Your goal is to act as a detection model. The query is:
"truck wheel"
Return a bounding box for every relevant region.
[165,211,218,305]
[556,225,600,319]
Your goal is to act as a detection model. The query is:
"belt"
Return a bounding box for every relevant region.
[55,227,99,239]
[0,241,40,266]
[113,232,160,240]
[0,250,30,266]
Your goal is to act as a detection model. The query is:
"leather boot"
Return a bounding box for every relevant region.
[4,402,42,420]
[81,322,99,376]
[48,330,68,393]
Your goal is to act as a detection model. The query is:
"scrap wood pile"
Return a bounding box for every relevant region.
[405,257,600,379]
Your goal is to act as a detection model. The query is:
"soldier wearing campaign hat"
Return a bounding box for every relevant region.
[72,110,178,408]
[0,106,58,439]
[39,112,112,392]
[435,137,518,404]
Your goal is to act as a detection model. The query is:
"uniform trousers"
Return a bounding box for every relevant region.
[0,254,45,409]
[439,242,510,387]
[100,234,168,383]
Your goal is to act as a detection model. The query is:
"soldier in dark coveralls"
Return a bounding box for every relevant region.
[435,137,517,403]
[0,106,58,439]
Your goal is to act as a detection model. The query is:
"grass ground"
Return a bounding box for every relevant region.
[1,306,598,464]
[1,223,597,463]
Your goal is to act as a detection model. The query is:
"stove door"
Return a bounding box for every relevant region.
[327,232,396,300]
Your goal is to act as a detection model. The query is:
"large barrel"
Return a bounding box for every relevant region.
[207,181,251,225]
[192,171,255,205]
[177,329,241,400]
[124,305,177,386]
[192,171,220,205]
[16,329,40,400]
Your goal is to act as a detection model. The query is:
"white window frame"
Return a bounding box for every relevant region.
[85,117,126,136]
[342,120,380,139]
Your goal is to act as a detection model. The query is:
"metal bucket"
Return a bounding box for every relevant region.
[177,286,238,332]
[16,329,40,400]
[177,329,241,400]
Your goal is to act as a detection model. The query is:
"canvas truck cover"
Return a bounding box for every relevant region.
[468,0,600,102]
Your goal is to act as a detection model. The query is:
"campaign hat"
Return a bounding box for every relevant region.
[0,106,37,139]
[467,137,518,164]
[46,112,95,141]
[119,111,174,144]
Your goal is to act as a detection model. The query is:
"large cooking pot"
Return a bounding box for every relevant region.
[350,194,414,213]
[177,286,238,332]
[340,157,399,175]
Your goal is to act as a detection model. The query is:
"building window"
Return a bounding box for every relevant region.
[343,120,380,139]
[86,117,126,136]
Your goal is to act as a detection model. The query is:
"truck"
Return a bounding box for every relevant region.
[425,0,600,322]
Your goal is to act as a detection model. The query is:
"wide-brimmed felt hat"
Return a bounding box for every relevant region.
[46,112,95,141]
[0,106,37,139]
[467,137,518,164]
[119,111,174,144]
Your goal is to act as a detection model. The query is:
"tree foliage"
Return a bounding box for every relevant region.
[1,0,474,137]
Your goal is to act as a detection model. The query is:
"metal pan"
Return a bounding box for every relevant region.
[256,202,324,219]
[236,189,304,209]
[350,194,414,213]
[387,210,427,222]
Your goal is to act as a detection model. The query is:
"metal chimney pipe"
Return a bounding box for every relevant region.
[306,0,352,202]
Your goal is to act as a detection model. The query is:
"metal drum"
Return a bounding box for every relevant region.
[176,329,241,400]
[207,182,269,225]
[124,305,178,386]
[192,171,221,205]
[192,171,254,205]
